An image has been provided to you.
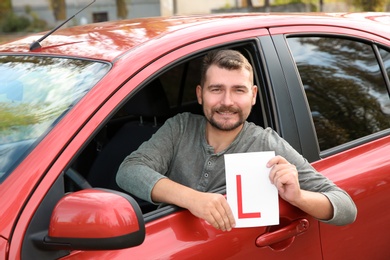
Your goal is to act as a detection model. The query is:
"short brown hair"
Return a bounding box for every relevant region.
[200,49,253,86]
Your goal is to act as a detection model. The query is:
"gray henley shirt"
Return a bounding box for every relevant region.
[117,112,357,225]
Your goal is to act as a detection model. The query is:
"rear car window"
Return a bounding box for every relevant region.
[287,37,390,151]
[0,55,110,182]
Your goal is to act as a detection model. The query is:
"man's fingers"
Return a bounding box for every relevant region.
[267,155,286,167]
[190,192,236,232]
[269,159,297,184]
[210,209,224,230]
[209,197,236,231]
[222,200,236,230]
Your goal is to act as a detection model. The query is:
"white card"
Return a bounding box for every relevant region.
[225,151,279,228]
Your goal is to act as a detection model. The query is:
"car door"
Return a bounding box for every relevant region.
[269,25,390,258]
[17,29,324,259]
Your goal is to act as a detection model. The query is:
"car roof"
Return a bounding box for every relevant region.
[0,12,389,62]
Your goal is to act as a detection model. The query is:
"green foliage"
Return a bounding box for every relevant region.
[0,5,47,33]
[0,12,30,33]
[352,0,387,11]
[25,5,48,32]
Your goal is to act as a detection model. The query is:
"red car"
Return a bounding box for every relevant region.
[1,12,390,259]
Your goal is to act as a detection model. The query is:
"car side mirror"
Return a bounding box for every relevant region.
[36,188,145,250]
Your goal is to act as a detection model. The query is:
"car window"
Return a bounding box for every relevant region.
[287,37,390,151]
[0,56,110,182]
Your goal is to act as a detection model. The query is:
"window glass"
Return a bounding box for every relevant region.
[0,55,110,181]
[159,56,202,108]
[159,63,183,107]
[287,37,390,151]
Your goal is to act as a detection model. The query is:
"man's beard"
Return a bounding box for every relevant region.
[205,105,246,131]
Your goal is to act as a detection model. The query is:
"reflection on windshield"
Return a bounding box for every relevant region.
[0,56,110,181]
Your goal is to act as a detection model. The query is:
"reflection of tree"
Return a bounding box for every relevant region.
[0,102,66,143]
[1,55,90,70]
[293,37,390,150]
[0,103,40,133]
[0,56,105,143]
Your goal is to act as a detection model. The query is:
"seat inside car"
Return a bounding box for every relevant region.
[87,78,170,212]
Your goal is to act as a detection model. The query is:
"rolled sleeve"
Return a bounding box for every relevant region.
[320,190,357,225]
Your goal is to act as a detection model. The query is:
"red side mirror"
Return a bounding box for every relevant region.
[43,189,145,250]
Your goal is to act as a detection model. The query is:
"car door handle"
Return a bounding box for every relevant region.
[256,219,310,247]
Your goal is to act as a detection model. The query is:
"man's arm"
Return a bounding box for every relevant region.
[151,178,236,231]
[267,155,333,221]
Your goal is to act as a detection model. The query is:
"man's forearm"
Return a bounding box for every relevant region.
[151,178,196,206]
[291,190,334,221]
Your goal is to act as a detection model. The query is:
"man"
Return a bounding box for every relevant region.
[116,49,357,231]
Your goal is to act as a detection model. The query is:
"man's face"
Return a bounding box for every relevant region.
[196,64,257,131]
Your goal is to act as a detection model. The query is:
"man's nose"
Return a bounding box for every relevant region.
[221,91,234,106]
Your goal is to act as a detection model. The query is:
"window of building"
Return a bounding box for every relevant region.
[93,12,108,23]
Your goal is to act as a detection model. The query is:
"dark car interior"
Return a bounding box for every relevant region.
[66,42,268,214]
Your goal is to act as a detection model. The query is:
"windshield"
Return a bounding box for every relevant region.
[0,55,110,182]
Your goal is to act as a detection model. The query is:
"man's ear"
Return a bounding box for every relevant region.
[196,85,203,105]
[252,85,258,105]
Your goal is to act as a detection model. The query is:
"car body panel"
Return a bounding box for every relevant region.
[313,135,390,258]
[61,203,322,259]
[1,12,389,259]
[0,237,7,260]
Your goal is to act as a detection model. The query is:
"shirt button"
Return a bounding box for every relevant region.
[207,161,212,165]
[204,173,209,178]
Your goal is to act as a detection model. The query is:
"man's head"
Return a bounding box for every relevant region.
[200,49,254,87]
[197,49,257,132]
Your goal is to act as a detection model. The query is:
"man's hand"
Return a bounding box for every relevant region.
[267,155,334,220]
[267,155,301,205]
[151,178,236,231]
[186,192,236,231]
